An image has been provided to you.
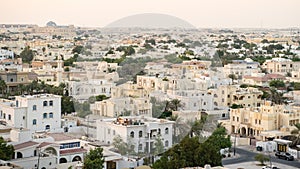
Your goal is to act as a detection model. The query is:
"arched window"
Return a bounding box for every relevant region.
[8,114,11,120]
[165,128,169,135]
[33,105,37,111]
[49,100,53,106]
[139,131,143,138]
[43,113,47,119]
[130,131,134,138]
[33,119,37,125]
[165,140,169,147]
[45,125,50,130]
[16,152,23,158]
[43,101,48,107]
[49,112,53,118]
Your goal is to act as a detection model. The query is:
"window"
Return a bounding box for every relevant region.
[49,112,53,118]
[49,100,53,106]
[45,125,50,130]
[139,131,143,138]
[8,115,11,120]
[138,144,143,151]
[165,140,169,147]
[33,105,37,111]
[43,113,47,119]
[165,128,169,135]
[237,117,239,122]
[130,131,134,138]
[43,101,48,107]
[33,119,37,125]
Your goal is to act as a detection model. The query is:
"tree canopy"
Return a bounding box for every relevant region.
[0,137,14,160]
[83,147,104,169]
[20,46,34,63]
[152,125,231,169]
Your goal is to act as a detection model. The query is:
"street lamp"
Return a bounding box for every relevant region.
[266,142,272,167]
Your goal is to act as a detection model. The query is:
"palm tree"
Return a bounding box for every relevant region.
[171,99,182,111]
[0,80,7,96]
[290,123,300,148]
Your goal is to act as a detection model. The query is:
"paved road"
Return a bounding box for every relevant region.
[222,147,300,168]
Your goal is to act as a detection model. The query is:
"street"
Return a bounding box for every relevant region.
[222,147,300,169]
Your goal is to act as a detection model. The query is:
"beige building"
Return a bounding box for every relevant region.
[91,97,152,117]
[210,85,263,108]
[225,101,300,141]
[111,81,150,99]
[262,58,300,75]
[223,59,261,79]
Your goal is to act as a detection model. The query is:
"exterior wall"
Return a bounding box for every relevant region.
[212,85,263,108]
[97,117,173,153]
[92,97,152,117]
[0,94,61,133]
[10,156,57,169]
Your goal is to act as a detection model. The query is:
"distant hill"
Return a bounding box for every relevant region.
[106,13,195,29]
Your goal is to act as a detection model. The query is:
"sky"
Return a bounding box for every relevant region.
[0,0,299,28]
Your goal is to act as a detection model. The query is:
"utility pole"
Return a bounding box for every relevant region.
[233,132,237,156]
[36,147,41,169]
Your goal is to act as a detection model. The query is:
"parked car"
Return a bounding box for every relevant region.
[275,151,294,161]
[262,165,279,169]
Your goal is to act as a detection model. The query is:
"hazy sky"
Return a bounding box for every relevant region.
[1,0,299,28]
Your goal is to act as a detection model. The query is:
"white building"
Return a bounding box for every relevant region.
[0,94,62,133]
[223,59,260,78]
[0,49,14,60]
[97,116,174,153]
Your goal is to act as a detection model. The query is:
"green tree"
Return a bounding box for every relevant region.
[72,45,84,54]
[153,125,229,169]
[0,137,14,160]
[20,46,34,63]
[254,154,269,165]
[61,96,75,114]
[154,136,164,156]
[228,74,237,80]
[83,147,104,169]
[0,80,7,96]
[112,135,128,155]
[290,123,300,148]
[269,80,285,88]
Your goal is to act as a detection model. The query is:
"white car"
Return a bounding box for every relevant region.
[262,165,279,169]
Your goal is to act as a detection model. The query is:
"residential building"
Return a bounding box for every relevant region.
[262,58,300,75]
[0,94,61,133]
[210,85,263,108]
[91,97,152,117]
[97,116,174,153]
[224,101,300,141]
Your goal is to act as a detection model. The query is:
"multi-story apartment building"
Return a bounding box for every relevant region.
[91,97,152,117]
[242,73,286,87]
[0,94,61,133]
[262,57,300,75]
[97,116,174,153]
[0,69,33,92]
[223,59,261,78]
[226,101,300,141]
[210,85,263,108]
[110,81,150,99]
